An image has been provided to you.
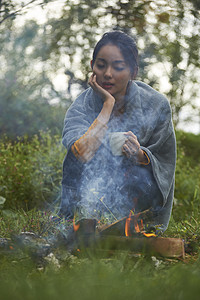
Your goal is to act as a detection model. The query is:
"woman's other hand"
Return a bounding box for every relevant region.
[88,73,115,105]
[122,131,145,163]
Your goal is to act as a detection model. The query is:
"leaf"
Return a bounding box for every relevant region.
[156,12,170,23]
[0,196,6,205]
[2,209,18,218]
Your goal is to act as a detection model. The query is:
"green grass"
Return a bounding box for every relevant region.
[0,249,200,300]
[0,130,200,299]
[0,207,200,300]
[0,131,65,211]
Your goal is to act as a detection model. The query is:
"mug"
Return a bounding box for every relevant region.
[109,132,127,156]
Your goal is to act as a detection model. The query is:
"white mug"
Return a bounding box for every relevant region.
[109,132,127,156]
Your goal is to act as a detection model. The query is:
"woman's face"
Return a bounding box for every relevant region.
[92,44,132,101]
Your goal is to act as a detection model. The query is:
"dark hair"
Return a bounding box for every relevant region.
[92,31,138,77]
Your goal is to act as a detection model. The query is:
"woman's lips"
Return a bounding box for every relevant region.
[102,82,114,89]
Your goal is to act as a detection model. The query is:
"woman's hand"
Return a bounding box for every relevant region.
[122,131,144,162]
[88,73,115,105]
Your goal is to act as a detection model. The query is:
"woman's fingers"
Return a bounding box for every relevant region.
[123,143,139,156]
[124,131,137,140]
[122,131,140,159]
[88,73,95,88]
[125,141,139,153]
[124,134,140,149]
[88,74,115,102]
[88,74,99,90]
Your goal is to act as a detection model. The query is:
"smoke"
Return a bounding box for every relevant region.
[71,109,162,223]
[59,82,173,231]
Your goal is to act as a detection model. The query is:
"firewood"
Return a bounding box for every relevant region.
[74,218,97,235]
[94,235,185,258]
[97,209,155,236]
[74,218,97,247]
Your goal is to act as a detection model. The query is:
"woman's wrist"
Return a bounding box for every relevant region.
[98,98,115,124]
[137,149,150,165]
[104,96,115,107]
[137,148,144,161]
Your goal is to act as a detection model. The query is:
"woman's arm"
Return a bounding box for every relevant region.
[72,74,115,162]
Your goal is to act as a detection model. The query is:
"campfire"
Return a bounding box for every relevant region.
[72,209,185,259]
[0,209,185,263]
[0,208,184,261]
[124,210,156,238]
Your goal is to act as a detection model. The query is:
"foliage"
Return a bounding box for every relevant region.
[1,0,200,139]
[0,0,53,25]
[0,16,69,139]
[0,249,200,300]
[0,128,199,299]
[42,0,200,126]
[176,130,200,166]
[173,131,200,222]
[0,129,199,216]
[0,208,66,238]
[0,129,199,224]
[0,93,66,138]
[0,131,66,210]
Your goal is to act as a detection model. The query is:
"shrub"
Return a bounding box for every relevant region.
[173,131,200,221]
[0,129,199,220]
[0,131,66,210]
[176,130,200,167]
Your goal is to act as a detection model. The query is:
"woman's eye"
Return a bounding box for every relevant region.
[114,66,125,71]
[97,64,104,69]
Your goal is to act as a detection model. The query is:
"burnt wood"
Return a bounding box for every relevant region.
[72,217,185,258]
[97,209,155,236]
[94,236,185,258]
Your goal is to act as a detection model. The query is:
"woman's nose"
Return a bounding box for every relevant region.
[104,66,112,78]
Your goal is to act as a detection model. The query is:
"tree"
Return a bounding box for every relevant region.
[0,17,68,138]
[1,0,200,137]
[0,0,49,25]
[43,0,200,127]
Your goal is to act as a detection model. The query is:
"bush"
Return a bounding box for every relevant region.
[0,129,199,220]
[0,99,66,140]
[176,130,200,167]
[0,131,66,210]
[173,131,200,221]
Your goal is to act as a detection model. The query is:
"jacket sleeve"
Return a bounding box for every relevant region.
[62,89,100,150]
[141,101,176,206]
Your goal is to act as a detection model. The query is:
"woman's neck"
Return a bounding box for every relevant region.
[113,81,131,115]
[113,97,125,115]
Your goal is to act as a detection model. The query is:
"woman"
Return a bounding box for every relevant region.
[60,31,176,232]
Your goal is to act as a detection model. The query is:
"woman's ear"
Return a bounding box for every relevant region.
[131,66,138,80]
[90,60,93,69]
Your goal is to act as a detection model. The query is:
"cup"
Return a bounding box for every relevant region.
[109,132,127,156]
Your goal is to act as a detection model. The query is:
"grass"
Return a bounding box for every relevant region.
[0,246,200,300]
[0,208,200,300]
[0,130,200,299]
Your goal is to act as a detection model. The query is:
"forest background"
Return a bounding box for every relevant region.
[0,1,200,299]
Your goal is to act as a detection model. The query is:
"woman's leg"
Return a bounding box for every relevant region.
[123,165,163,213]
[59,185,80,219]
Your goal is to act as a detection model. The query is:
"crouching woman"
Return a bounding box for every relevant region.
[59,31,176,233]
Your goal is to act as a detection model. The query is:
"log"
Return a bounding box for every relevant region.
[94,235,185,258]
[98,209,155,236]
[75,218,97,235]
[74,218,97,247]
[71,218,185,259]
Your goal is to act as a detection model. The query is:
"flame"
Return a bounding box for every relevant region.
[125,211,156,237]
[73,216,80,232]
[143,232,156,237]
[125,211,132,236]
[134,217,140,233]
[140,218,156,237]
